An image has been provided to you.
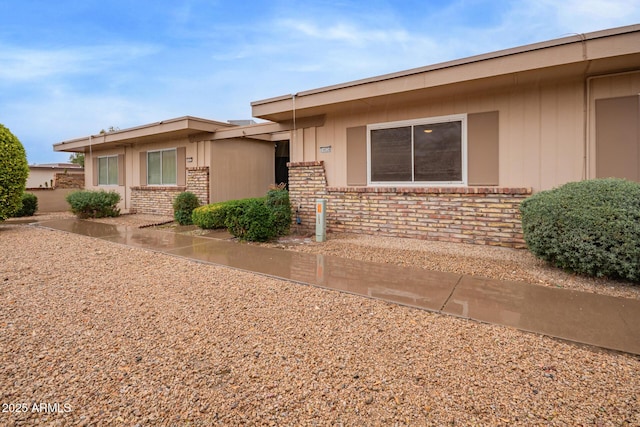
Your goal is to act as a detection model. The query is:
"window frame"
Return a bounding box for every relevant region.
[146,148,177,186]
[366,114,467,186]
[97,155,119,186]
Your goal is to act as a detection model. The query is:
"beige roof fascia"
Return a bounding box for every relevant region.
[54,116,235,152]
[251,24,640,121]
[210,115,325,141]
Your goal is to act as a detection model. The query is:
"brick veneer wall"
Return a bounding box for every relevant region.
[130,186,186,216]
[187,167,209,205]
[54,173,84,189]
[131,167,210,215]
[288,161,532,248]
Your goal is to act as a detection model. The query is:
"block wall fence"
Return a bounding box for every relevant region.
[288,161,531,248]
[131,167,210,216]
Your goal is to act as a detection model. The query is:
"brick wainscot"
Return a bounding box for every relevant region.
[131,167,210,215]
[288,161,532,248]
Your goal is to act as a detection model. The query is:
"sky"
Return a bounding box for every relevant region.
[1,0,640,164]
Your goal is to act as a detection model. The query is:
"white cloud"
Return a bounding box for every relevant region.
[543,0,639,31]
[0,43,161,82]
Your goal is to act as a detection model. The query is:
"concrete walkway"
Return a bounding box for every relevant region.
[36,219,640,355]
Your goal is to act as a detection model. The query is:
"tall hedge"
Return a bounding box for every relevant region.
[520,178,640,281]
[0,124,29,220]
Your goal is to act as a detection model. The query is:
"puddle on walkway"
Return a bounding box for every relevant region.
[35,218,640,355]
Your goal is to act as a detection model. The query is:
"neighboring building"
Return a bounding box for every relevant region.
[54,24,640,247]
[27,163,84,189]
[53,116,291,215]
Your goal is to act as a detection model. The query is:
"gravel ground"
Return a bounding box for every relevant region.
[1,214,639,425]
[270,234,640,301]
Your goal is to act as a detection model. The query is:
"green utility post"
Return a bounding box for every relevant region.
[315,199,327,242]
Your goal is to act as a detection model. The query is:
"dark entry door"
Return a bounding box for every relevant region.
[275,140,290,187]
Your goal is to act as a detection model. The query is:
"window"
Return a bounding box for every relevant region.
[147,149,177,185]
[368,114,467,185]
[98,155,119,186]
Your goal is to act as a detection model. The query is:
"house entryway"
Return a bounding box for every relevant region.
[275,140,289,187]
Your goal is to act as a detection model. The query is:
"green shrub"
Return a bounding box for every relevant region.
[192,202,228,229]
[66,190,121,219]
[520,178,640,281]
[193,190,292,242]
[192,200,243,229]
[173,191,200,225]
[13,193,38,217]
[266,187,291,236]
[223,198,271,241]
[0,124,29,220]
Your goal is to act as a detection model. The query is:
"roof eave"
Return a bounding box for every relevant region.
[54,116,235,152]
[251,23,640,120]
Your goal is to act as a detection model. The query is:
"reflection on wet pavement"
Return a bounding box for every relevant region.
[36,219,640,355]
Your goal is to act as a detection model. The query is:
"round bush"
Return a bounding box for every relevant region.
[173,192,200,225]
[0,124,29,220]
[223,198,273,241]
[192,202,229,229]
[520,178,640,281]
[13,193,38,217]
[66,190,121,218]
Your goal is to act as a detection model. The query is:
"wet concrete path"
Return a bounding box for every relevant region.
[36,219,640,355]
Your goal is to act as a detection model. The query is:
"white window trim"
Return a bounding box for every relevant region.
[97,155,118,186]
[147,148,177,186]
[366,113,467,187]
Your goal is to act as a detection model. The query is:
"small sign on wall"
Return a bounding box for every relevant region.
[186,156,193,163]
[319,146,332,154]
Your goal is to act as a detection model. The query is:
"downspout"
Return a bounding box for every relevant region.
[579,32,589,181]
[292,93,297,157]
[88,135,92,188]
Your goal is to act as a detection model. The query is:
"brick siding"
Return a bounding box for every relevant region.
[187,167,209,205]
[131,167,210,216]
[130,186,186,216]
[288,161,531,248]
[54,173,84,189]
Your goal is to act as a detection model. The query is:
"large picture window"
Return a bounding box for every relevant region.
[147,149,177,185]
[368,114,466,185]
[98,155,118,186]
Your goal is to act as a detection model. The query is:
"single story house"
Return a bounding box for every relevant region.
[54,116,293,215]
[55,24,640,247]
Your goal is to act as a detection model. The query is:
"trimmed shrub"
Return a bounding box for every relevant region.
[520,178,640,281]
[173,191,200,225]
[13,193,38,217]
[66,190,121,219]
[192,202,229,229]
[266,187,291,236]
[223,198,271,241]
[0,124,29,220]
[193,189,292,242]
